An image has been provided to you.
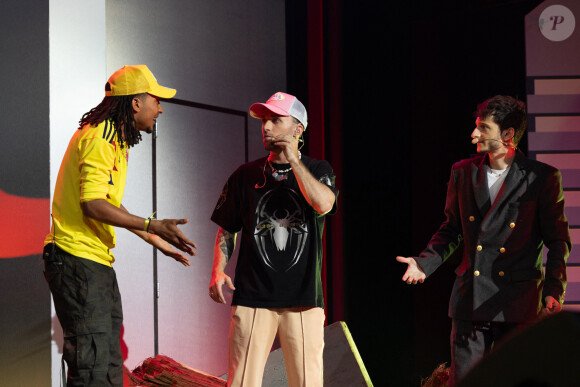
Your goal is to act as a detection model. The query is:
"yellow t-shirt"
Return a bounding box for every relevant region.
[45,120,129,266]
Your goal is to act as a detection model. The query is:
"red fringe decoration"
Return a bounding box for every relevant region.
[128,354,226,386]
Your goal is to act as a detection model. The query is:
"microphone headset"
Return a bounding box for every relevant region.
[254,158,269,189]
[472,127,515,147]
[471,130,514,147]
[471,138,509,146]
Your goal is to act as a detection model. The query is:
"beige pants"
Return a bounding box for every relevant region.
[227,305,325,387]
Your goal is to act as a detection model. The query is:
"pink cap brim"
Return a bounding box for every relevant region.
[249,103,291,119]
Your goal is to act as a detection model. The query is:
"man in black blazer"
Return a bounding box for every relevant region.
[397,95,570,386]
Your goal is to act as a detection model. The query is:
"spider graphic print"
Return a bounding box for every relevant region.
[254,187,308,272]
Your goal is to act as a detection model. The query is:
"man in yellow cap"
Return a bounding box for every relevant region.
[43,65,197,386]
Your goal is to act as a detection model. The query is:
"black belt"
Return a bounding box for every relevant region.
[43,243,63,264]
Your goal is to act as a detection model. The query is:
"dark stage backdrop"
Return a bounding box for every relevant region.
[290,0,549,386]
[0,0,51,385]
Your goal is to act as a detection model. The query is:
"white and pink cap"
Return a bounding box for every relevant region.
[249,92,308,129]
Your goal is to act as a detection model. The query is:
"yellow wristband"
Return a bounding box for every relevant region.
[144,211,156,233]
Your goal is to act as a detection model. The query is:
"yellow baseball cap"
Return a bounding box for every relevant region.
[105,65,176,98]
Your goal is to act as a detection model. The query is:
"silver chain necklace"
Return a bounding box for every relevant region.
[268,152,301,181]
[268,159,293,174]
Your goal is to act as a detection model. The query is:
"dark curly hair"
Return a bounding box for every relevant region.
[475,95,527,146]
[78,83,147,148]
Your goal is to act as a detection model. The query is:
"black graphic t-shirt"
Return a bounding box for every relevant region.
[211,155,338,309]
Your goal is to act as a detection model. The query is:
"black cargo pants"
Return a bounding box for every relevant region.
[43,243,123,386]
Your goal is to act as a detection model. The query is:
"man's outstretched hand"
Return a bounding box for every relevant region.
[149,218,197,255]
[396,256,426,284]
[147,234,191,266]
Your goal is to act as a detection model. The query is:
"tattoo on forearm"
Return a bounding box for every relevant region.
[218,230,235,262]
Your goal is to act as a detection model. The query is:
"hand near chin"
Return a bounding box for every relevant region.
[271,134,300,162]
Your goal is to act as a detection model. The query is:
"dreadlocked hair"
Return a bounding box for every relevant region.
[78,92,147,148]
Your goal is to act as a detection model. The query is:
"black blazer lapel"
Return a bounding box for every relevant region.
[472,156,491,218]
[489,151,528,211]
